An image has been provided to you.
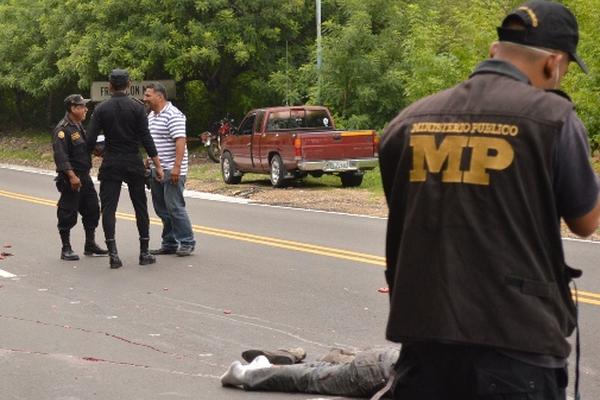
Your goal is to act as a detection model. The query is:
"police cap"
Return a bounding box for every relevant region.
[64,94,90,110]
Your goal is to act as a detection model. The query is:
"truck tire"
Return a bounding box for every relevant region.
[270,154,287,188]
[221,152,242,184]
[340,171,363,187]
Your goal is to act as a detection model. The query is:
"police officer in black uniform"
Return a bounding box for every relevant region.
[379,1,600,399]
[86,69,164,269]
[52,94,108,260]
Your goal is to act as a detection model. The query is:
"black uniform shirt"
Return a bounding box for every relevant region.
[85,92,157,160]
[471,60,600,219]
[52,114,91,173]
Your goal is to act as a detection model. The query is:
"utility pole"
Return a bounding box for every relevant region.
[316,0,322,105]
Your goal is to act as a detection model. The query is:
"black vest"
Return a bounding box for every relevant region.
[381,71,577,358]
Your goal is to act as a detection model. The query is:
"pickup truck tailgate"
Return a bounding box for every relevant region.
[299,130,376,160]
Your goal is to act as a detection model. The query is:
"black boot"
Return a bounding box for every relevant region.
[84,229,108,256]
[106,239,123,269]
[59,230,79,261]
[139,237,156,265]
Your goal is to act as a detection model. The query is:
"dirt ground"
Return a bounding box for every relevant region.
[1,134,598,240]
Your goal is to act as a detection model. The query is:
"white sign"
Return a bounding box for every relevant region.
[90,80,176,102]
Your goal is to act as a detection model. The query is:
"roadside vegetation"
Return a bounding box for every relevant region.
[1,0,599,152]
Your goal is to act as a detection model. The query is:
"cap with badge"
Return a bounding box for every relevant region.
[109,68,130,86]
[64,94,90,109]
[497,0,588,73]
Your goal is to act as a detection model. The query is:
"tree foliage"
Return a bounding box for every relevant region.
[0,0,598,149]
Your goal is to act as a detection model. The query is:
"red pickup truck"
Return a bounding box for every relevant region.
[220,106,379,187]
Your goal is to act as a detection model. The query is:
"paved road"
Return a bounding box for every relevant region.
[0,165,598,399]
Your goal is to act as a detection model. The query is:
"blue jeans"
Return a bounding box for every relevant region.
[150,169,195,249]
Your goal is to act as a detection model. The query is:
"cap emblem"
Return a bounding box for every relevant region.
[518,6,539,27]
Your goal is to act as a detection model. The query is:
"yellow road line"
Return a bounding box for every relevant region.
[2,189,384,266]
[3,188,600,306]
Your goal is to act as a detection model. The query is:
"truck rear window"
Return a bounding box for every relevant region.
[266,109,332,131]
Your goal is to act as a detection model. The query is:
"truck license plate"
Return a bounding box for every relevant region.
[326,160,350,170]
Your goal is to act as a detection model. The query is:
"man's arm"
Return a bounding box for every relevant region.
[167,110,187,184]
[564,183,600,237]
[53,128,81,191]
[554,112,600,238]
[85,109,100,153]
[170,137,186,184]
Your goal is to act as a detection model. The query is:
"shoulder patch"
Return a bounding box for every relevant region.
[57,131,65,139]
[71,132,81,141]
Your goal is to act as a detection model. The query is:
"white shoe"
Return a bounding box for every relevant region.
[220,361,246,387]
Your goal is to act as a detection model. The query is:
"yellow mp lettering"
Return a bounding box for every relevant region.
[410,135,469,182]
[410,135,514,185]
[463,137,514,185]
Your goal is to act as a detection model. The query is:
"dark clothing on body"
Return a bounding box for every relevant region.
[380,59,599,399]
[392,343,567,400]
[86,92,157,241]
[380,59,598,358]
[52,115,99,232]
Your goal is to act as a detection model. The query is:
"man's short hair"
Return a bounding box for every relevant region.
[146,82,167,99]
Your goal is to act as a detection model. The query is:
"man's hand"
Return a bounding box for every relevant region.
[69,175,82,191]
[170,165,181,185]
[155,166,164,182]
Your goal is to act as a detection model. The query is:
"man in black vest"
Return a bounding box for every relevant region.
[86,69,164,269]
[52,94,107,260]
[379,1,600,399]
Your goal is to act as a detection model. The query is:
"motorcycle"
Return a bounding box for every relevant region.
[200,117,235,163]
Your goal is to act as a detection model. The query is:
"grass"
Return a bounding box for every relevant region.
[0,131,54,163]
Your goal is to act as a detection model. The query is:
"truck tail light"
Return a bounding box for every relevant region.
[373,132,380,157]
[294,137,302,159]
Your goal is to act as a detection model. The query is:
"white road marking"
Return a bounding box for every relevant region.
[0,269,16,278]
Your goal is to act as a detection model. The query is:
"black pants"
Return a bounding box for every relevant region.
[56,173,100,232]
[392,343,567,400]
[99,170,149,241]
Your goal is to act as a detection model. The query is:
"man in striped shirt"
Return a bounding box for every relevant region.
[144,82,196,256]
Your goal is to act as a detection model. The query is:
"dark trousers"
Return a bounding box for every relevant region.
[56,173,100,232]
[392,343,567,400]
[99,174,149,241]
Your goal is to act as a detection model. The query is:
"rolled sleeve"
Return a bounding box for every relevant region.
[554,112,600,219]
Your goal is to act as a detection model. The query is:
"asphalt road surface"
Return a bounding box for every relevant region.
[0,165,598,400]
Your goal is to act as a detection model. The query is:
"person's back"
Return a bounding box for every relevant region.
[86,69,163,269]
[382,65,576,357]
[380,1,600,399]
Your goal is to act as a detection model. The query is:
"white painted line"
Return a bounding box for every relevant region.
[0,269,16,278]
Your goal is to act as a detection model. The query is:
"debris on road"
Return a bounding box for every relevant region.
[378,287,389,293]
[223,309,232,315]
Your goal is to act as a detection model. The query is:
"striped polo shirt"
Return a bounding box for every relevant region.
[148,102,188,175]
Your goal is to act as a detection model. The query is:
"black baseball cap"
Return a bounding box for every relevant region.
[109,68,130,86]
[64,94,90,109]
[497,0,588,73]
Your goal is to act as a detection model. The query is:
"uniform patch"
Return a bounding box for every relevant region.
[71,132,81,141]
[57,131,65,139]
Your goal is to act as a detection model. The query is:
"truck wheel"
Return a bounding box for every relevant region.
[221,152,242,184]
[340,172,363,187]
[270,154,287,188]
